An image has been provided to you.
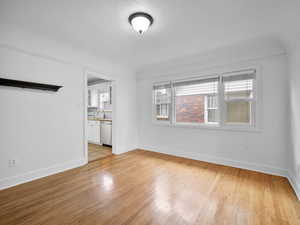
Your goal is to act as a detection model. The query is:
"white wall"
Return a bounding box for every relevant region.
[137,39,290,176]
[288,42,300,198]
[0,25,137,189]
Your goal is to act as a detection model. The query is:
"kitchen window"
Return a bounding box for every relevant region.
[152,69,258,130]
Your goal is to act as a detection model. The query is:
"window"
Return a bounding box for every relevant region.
[205,95,218,124]
[99,92,109,109]
[223,70,255,126]
[152,69,257,129]
[156,104,169,119]
[173,77,219,124]
[153,83,171,121]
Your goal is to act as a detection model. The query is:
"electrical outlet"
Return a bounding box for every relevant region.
[8,159,17,167]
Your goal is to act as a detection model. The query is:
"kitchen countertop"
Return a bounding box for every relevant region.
[88,118,112,122]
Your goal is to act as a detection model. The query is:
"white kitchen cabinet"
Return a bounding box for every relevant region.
[88,88,99,107]
[88,120,101,144]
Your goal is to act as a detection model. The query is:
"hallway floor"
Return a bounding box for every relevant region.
[88,143,112,162]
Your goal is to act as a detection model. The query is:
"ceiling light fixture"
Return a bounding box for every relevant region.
[128,12,153,34]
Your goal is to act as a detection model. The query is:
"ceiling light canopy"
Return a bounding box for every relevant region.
[128,12,153,34]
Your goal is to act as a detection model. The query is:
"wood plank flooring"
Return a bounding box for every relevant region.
[88,143,112,162]
[0,150,299,225]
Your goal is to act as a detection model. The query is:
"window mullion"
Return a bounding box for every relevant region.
[251,75,257,128]
[218,75,225,126]
[160,104,162,116]
[171,81,175,125]
[204,96,208,123]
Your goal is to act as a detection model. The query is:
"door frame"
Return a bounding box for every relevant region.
[83,70,116,164]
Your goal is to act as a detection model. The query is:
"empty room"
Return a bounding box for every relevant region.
[0,1,300,225]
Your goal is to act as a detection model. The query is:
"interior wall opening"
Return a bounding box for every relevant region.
[86,73,113,163]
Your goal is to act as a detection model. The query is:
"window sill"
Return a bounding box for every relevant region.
[153,121,261,133]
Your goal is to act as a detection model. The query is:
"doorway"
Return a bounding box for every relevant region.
[84,71,114,163]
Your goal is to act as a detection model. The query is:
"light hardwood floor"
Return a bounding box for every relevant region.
[88,143,112,162]
[0,150,299,225]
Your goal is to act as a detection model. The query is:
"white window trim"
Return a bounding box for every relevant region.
[152,66,262,132]
[204,95,218,124]
[152,81,172,125]
[156,103,169,120]
[221,69,258,130]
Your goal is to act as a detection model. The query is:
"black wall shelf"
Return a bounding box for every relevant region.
[0,78,63,92]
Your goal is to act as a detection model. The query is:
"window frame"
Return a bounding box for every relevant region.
[156,103,169,120]
[171,74,220,128]
[152,67,261,132]
[221,69,257,129]
[204,95,219,125]
[152,81,172,125]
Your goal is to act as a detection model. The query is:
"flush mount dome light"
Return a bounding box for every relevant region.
[128,12,153,34]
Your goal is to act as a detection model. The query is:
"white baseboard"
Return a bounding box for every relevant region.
[88,141,101,145]
[140,147,287,177]
[139,146,300,200]
[0,158,86,191]
[113,147,136,155]
[287,171,300,201]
